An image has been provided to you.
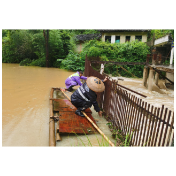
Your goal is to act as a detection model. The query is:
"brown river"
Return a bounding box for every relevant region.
[2,63,174,147]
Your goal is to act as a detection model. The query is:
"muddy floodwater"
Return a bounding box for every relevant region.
[2,63,174,146]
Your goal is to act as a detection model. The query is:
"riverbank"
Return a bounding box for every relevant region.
[2,63,174,146]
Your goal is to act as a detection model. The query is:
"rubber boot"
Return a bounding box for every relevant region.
[67,86,74,92]
[75,109,85,117]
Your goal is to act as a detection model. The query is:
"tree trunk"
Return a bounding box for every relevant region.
[46,30,49,67]
[43,30,49,67]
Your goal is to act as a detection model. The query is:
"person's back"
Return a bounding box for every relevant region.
[65,71,87,91]
[71,76,107,117]
[71,82,100,112]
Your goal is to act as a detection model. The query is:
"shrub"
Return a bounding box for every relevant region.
[30,57,46,67]
[60,51,85,71]
[81,40,150,78]
[20,58,32,66]
[2,30,73,67]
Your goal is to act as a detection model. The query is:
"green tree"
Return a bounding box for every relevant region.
[148,29,174,41]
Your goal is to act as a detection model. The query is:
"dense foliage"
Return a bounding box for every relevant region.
[2,29,150,77]
[60,40,150,77]
[2,30,74,67]
[148,29,174,41]
[68,29,100,35]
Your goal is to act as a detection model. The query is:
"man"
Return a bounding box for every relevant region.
[65,71,87,92]
[71,76,107,117]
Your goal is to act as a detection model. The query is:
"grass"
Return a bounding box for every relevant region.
[65,127,112,147]
[106,122,134,146]
[65,123,151,147]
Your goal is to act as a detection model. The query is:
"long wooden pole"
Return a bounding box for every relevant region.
[49,88,56,146]
[152,67,174,84]
[119,65,138,78]
[60,89,115,147]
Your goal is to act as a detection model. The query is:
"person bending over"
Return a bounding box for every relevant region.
[71,76,107,117]
[65,71,87,92]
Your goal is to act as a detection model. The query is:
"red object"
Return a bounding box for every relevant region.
[59,112,97,134]
[53,99,97,134]
[60,88,66,92]
[53,99,92,113]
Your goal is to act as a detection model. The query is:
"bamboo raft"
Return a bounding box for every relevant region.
[49,87,115,147]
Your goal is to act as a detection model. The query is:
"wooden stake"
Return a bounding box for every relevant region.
[60,89,115,147]
[56,121,59,133]
[56,122,61,141]
[56,132,62,141]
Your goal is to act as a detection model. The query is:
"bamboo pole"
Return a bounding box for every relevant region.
[49,88,56,146]
[60,89,115,147]
[120,65,138,78]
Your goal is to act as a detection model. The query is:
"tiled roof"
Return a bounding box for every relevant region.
[76,33,102,41]
[98,29,150,32]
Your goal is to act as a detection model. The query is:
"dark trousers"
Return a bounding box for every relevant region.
[67,85,74,91]
[71,100,92,111]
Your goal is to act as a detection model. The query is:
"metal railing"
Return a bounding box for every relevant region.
[85,56,174,146]
[146,54,171,65]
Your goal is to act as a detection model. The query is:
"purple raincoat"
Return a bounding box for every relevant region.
[65,71,87,89]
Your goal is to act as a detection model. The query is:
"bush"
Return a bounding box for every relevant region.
[20,58,32,66]
[60,51,85,71]
[2,30,73,68]
[81,40,150,78]
[30,57,46,67]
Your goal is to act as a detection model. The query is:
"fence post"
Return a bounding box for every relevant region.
[155,72,159,86]
[148,67,154,91]
[143,66,148,87]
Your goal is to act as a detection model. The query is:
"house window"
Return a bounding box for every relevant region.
[126,36,131,42]
[115,36,120,43]
[105,36,111,42]
[135,36,142,41]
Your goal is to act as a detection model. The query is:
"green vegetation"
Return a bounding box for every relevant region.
[59,51,85,71]
[67,129,111,147]
[2,30,79,67]
[148,29,174,41]
[60,39,150,77]
[2,29,150,77]
[84,40,149,77]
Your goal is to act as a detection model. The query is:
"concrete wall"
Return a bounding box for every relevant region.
[75,31,148,52]
[102,31,148,44]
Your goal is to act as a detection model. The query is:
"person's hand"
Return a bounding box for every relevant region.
[98,111,103,117]
[103,77,108,82]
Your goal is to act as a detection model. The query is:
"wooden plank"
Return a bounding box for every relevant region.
[166,112,174,146]
[148,65,174,73]
[59,111,97,134]
[53,99,92,113]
